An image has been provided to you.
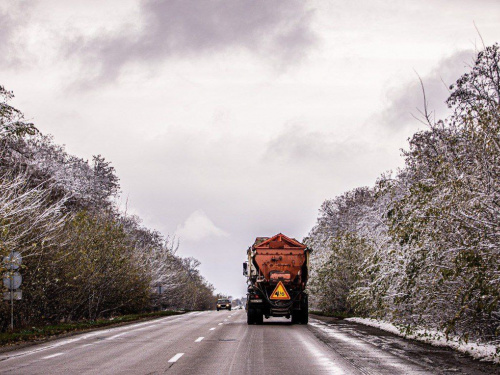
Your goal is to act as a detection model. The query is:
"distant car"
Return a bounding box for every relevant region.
[217,299,231,311]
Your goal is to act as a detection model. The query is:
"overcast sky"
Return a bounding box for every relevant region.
[2,0,499,298]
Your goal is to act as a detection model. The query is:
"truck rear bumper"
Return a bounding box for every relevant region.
[270,307,291,316]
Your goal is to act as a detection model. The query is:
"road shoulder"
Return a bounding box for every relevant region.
[310,314,500,375]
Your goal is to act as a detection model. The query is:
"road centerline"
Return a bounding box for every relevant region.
[168,353,184,363]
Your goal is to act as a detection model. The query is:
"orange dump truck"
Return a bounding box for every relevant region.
[243,233,311,324]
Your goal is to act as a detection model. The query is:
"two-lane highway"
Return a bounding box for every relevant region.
[0,310,498,374]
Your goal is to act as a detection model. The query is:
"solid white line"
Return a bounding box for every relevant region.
[209,327,216,331]
[168,353,184,363]
[43,353,64,359]
[0,315,186,362]
[303,323,346,374]
[108,332,129,340]
[195,337,204,342]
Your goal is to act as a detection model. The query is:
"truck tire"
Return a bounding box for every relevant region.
[255,309,263,325]
[291,310,300,324]
[300,307,309,324]
[300,295,309,324]
[247,308,255,324]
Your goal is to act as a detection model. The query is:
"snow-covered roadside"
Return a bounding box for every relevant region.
[346,317,500,364]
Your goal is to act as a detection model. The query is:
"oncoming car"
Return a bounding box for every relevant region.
[216,299,231,311]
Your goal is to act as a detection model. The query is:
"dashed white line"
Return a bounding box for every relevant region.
[209,327,216,330]
[168,353,184,363]
[195,337,204,342]
[43,353,64,359]
[218,323,223,325]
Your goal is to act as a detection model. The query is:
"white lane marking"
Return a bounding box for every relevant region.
[218,323,223,325]
[168,353,184,363]
[209,327,216,330]
[0,314,189,361]
[43,353,64,359]
[96,325,155,344]
[108,331,129,340]
[195,337,204,342]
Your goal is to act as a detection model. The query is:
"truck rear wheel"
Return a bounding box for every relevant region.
[291,310,300,324]
[300,295,309,324]
[255,309,263,325]
[247,308,255,324]
[300,307,309,324]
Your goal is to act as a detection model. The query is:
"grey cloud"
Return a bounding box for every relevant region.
[381,49,475,128]
[65,0,317,85]
[264,124,370,164]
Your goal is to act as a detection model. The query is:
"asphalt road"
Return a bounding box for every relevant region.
[0,310,498,374]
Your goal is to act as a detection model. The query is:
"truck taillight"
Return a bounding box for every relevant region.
[254,295,259,298]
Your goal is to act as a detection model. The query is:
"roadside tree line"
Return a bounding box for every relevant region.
[307,43,500,343]
[0,87,215,330]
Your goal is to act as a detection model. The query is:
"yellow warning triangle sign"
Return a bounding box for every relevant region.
[270,281,290,300]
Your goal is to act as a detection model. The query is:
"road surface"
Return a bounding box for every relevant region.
[0,310,498,374]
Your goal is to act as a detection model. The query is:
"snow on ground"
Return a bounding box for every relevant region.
[346,317,500,364]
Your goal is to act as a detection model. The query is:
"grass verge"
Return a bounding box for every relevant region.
[0,310,185,347]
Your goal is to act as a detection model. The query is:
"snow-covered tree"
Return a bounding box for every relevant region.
[308,43,500,342]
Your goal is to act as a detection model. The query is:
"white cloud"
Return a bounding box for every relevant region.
[176,210,229,242]
[0,2,35,68]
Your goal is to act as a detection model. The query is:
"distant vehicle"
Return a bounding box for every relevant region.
[243,233,311,324]
[217,299,231,311]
